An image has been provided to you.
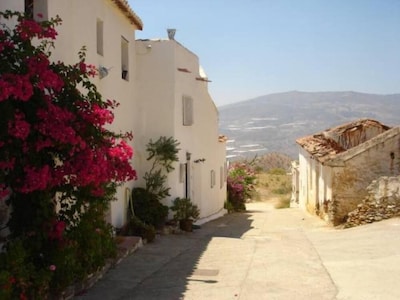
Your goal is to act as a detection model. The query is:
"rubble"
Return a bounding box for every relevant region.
[344,176,400,228]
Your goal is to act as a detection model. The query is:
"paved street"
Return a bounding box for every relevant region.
[75,201,400,300]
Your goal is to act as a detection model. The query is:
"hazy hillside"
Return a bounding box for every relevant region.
[218,91,400,159]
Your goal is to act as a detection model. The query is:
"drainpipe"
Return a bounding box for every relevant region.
[185,152,191,198]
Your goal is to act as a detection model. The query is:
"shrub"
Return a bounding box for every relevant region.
[224,200,234,214]
[170,197,200,221]
[0,11,136,298]
[129,137,179,229]
[131,188,168,229]
[120,215,156,243]
[227,162,256,211]
[144,136,180,200]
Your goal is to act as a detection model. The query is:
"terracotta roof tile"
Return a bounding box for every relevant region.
[296,119,390,163]
[111,0,143,30]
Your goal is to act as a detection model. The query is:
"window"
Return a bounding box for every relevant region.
[96,19,104,56]
[220,166,224,189]
[25,0,34,19]
[182,95,193,126]
[121,36,129,80]
[179,163,185,183]
[210,170,216,188]
[25,0,48,20]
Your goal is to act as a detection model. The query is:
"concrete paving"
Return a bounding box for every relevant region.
[75,202,400,300]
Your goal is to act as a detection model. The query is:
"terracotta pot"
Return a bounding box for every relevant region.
[179,219,193,232]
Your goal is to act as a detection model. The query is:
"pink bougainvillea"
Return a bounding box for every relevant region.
[227,162,256,211]
[0,10,137,298]
[8,111,31,140]
[48,220,66,241]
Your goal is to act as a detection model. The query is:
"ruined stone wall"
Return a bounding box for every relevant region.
[330,134,400,225]
[344,176,400,228]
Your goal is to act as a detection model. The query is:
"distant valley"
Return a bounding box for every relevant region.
[218,91,400,159]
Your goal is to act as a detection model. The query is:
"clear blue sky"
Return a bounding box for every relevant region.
[129,0,400,106]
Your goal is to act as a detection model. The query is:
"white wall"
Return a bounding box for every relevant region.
[0,0,140,228]
[48,1,139,228]
[134,40,176,188]
[135,39,227,222]
[1,1,226,226]
[297,148,309,211]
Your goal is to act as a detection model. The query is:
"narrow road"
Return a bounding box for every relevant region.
[76,201,400,300]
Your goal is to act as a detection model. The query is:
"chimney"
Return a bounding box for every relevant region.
[167,28,176,40]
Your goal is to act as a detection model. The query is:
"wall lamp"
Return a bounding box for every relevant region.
[194,158,206,163]
[99,65,113,79]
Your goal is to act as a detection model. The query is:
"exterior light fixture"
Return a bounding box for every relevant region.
[99,65,111,79]
[194,158,206,163]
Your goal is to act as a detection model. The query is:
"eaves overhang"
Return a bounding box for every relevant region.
[111,0,143,30]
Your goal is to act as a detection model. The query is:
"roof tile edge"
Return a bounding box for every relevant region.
[112,0,143,30]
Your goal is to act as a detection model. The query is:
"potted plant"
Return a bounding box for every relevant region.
[170,197,200,232]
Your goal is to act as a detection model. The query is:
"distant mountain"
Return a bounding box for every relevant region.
[218,91,400,159]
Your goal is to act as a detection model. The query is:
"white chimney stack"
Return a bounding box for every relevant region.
[167,28,176,40]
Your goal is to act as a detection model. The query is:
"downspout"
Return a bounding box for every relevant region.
[185,152,191,198]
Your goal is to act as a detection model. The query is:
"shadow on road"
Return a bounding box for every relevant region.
[76,211,255,300]
[129,212,255,299]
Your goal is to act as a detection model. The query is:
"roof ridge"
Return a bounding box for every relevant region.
[111,0,143,30]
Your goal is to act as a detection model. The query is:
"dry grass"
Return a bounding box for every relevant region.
[273,195,291,209]
[253,171,291,209]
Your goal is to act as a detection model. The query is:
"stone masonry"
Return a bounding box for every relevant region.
[344,176,400,228]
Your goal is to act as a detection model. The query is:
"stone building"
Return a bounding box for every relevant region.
[295,119,400,225]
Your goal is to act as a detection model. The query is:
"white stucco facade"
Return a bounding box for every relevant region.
[135,39,227,224]
[1,0,142,228]
[1,1,227,227]
[297,148,333,218]
[48,1,141,228]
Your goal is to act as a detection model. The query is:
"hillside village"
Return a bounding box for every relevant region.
[0,1,228,297]
[1,1,400,299]
[0,0,227,229]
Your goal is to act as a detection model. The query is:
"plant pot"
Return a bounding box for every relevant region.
[179,219,193,232]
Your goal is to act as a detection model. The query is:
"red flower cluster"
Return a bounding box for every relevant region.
[16,18,58,40]
[80,103,115,126]
[0,11,136,299]
[18,165,51,194]
[26,54,64,92]
[0,74,33,102]
[0,13,136,201]
[48,220,66,241]
[8,111,31,140]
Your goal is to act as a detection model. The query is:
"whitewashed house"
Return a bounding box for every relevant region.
[135,34,227,224]
[0,0,227,227]
[295,119,400,225]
